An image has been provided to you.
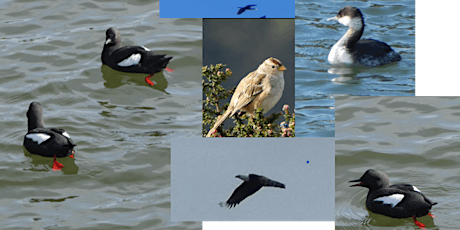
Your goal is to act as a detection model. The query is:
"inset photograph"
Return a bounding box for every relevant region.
[160,0,294,18]
[335,97,460,229]
[203,19,295,137]
[171,137,334,221]
[295,0,415,137]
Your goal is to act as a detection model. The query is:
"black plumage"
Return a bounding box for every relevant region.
[221,174,285,208]
[23,102,76,157]
[101,27,172,75]
[237,4,257,15]
[349,169,437,228]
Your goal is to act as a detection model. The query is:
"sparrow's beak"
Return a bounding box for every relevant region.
[327,16,338,21]
[278,65,287,71]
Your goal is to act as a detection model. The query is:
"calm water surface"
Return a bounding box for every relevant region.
[295,0,415,137]
[0,0,201,229]
[336,97,460,230]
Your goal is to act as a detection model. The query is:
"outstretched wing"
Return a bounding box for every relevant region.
[224,181,262,208]
[259,176,286,188]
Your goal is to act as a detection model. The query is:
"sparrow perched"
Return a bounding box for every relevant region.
[206,57,286,137]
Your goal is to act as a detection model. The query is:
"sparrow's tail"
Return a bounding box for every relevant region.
[206,108,233,137]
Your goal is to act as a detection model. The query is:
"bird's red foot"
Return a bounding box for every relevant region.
[413,216,426,230]
[165,67,173,72]
[145,74,155,86]
[428,213,435,218]
[52,155,64,171]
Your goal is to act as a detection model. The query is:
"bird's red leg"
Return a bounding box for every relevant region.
[145,74,155,86]
[413,216,426,230]
[52,155,64,171]
[146,67,173,86]
[428,213,435,218]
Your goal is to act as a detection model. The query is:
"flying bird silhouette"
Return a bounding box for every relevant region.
[237,4,257,15]
[220,174,285,208]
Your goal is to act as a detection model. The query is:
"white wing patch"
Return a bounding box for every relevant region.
[374,194,404,208]
[141,46,150,51]
[412,186,421,193]
[26,133,51,145]
[118,53,141,67]
[62,132,70,138]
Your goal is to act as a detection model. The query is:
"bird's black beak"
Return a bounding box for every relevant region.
[348,179,363,187]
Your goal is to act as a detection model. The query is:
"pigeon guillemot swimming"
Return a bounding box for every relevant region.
[349,169,437,229]
[23,102,76,158]
[101,27,173,86]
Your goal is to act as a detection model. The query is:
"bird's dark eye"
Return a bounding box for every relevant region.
[271,65,275,68]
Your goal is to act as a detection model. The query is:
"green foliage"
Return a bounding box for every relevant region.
[203,64,295,137]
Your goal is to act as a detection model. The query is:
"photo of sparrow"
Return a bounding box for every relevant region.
[206,57,286,137]
[203,19,294,137]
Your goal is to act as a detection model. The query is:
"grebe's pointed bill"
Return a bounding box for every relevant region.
[327,16,338,21]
